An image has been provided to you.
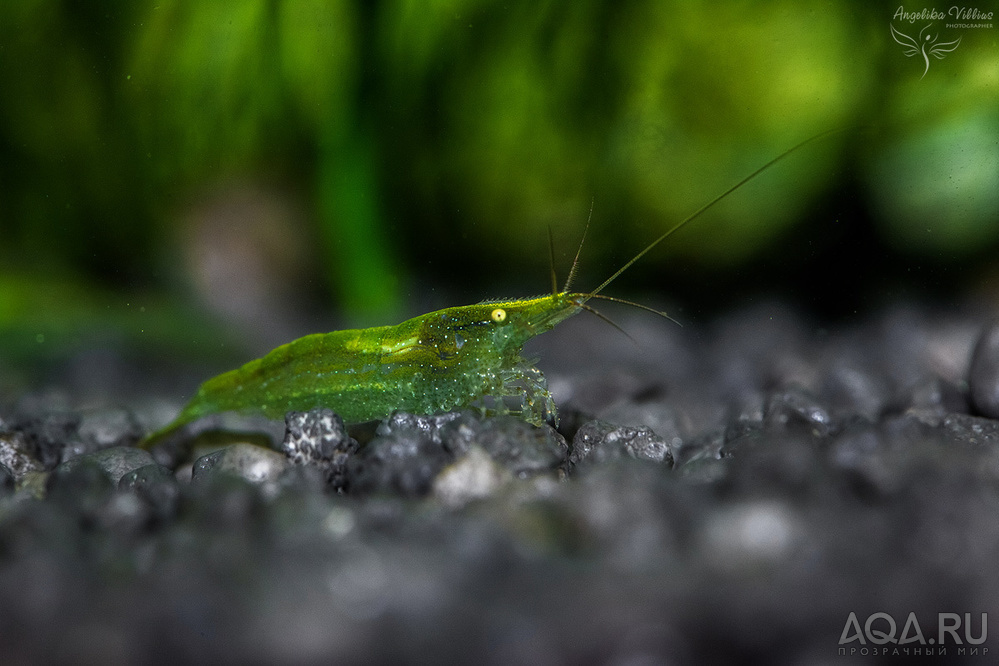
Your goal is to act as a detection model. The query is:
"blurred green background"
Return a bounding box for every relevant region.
[1,0,997,397]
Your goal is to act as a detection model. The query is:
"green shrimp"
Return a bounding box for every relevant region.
[142,131,837,449]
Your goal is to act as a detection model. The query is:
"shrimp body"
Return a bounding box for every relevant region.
[144,293,582,446]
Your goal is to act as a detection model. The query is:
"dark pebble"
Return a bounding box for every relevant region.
[119,463,181,521]
[282,408,359,490]
[14,411,81,469]
[347,431,453,497]
[0,430,45,483]
[941,413,999,448]
[72,407,144,455]
[376,410,465,444]
[192,443,288,486]
[432,445,510,507]
[763,385,831,437]
[56,446,155,485]
[570,419,673,468]
[191,449,224,478]
[597,400,684,447]
[969,320,999,418]
[441,414,569,477]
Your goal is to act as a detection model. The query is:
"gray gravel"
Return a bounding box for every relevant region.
[1,301,997,663]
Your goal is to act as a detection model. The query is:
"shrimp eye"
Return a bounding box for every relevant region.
[491,308,507,323]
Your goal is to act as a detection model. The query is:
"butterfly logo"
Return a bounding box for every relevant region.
[890,23,962,78]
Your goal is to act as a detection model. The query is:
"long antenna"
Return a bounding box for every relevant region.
[547,226,559,296]
[577,302,638,346]
[585,128,844,300]
[563,198,594,293]
[585,293,681,327]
